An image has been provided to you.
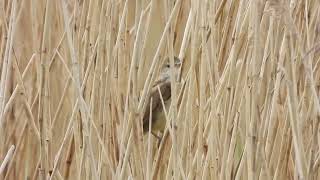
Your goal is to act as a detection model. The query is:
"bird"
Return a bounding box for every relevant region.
[142,56,181,138]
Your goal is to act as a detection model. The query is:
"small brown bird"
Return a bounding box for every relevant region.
[142,57,181,136]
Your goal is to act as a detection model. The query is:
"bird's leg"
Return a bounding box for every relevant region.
[151,131,163,147]
[151,131,162,140]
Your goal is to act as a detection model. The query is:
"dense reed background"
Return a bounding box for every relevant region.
[0,0,320,179]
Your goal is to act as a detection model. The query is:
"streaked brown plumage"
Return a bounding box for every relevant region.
[142,57,181,134]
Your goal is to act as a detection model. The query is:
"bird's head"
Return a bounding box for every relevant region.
[157,56,181,84]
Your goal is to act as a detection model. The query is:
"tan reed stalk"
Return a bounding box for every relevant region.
[1,0,320,179]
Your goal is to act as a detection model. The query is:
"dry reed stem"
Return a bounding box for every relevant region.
[1,0,320,179]
[0,145,14,175]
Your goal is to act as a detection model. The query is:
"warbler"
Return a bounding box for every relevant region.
[142,57,181,137]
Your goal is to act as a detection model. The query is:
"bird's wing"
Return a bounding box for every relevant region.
[143,81,171,132]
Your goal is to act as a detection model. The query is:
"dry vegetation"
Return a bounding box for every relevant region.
[1,0,320,179]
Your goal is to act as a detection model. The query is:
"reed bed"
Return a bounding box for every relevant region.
[0,0,320,179]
